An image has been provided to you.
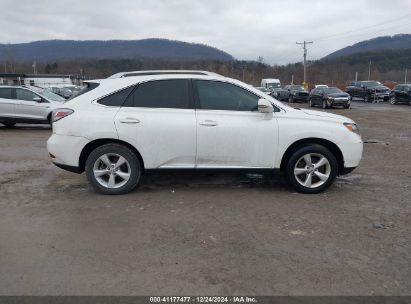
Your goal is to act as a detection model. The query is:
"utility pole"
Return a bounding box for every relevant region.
[296,40,313,87]
[355,72,358,82]
[368,60,371,80]
[405,68,408,83]
[32,61,37,74]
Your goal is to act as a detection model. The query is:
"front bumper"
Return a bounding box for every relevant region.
[337,133,363,168]
[329,98,350,106]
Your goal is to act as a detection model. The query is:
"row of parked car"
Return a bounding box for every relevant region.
[257,78,411,108]
[0,84,85,127]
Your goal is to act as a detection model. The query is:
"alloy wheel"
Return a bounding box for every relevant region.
[93,153,131,189]
[389,96,396,105]
[293,153,331,188]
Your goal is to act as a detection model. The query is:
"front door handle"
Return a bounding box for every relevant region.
[199,120,218,127]
[119,117,140,124]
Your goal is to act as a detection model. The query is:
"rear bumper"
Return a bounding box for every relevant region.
[47,134,90,168]
[53,162,83,174]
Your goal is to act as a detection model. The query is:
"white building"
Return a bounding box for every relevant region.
[0,73,84,87]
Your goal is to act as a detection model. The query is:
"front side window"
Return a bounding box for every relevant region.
[0,88,13,100]
[124,79,190,109]
[196,80,259,111]
[16,89,38,101]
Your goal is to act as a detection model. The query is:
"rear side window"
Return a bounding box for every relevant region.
[97,86,134,107]
[124,79,190,109]
[0,88,12,99]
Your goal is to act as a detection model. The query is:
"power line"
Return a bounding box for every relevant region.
[314,13,411,42]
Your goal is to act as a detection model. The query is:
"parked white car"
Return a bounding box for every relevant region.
[0,85,66,126]
[47,71,363,194]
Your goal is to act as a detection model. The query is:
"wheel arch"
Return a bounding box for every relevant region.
[280,138,344,175]
[79,138,145,172]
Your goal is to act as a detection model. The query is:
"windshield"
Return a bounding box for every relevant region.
[362,81,382,87]
[267,83,281,89]
[40,89,66,102]
[324,88,343,94]
[290,85,304,91]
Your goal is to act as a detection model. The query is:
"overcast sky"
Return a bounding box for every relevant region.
[1,0,411,64]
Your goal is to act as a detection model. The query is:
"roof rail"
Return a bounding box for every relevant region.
[107,70,221,79]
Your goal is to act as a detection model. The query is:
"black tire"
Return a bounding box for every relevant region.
[288,95,294,103]
[322,99,328,109]
[389,96,396,105]
[85,143,142,195]
[364,94,371,103]
[309,98,313,107]
[2,122,16,127]
[285,145,338,194]
[344,104,351,109]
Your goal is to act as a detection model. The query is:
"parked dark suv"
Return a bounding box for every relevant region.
[309,87,351,109]
[277,85,309,102]
[345,81,391,102]
[389,84,411,105]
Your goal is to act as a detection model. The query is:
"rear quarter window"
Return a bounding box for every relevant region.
[97,86,134,107]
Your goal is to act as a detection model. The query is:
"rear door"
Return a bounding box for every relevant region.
[0,88,16,118]
[114,79,197,169]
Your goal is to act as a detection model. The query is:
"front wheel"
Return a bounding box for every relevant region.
[309,98,313,107]
[364,94,371,103]
[389,96,396,105]
[285,145,338,194]
[85,143,142,195]
[288,95,294,103]
[322,99,328,109]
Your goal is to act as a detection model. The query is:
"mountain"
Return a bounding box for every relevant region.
[0,39,234,62]
[324,34,411,59]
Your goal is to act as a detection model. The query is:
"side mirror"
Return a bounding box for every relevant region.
[33,97,42,102]
[258,98,273,113]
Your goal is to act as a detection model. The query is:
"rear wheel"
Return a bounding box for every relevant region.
[389,96,396,105]
[85,143,142,195]
[285,145,338,194]
[2,122,16,127]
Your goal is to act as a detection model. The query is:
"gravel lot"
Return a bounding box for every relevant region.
[0,102,410,295]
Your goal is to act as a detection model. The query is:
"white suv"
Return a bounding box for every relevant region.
[47,71,363,194]
[0,85,66,126]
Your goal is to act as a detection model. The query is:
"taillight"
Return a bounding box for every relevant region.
[53,109,74,122]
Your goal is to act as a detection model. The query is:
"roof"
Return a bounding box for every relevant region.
[107,70,221,79]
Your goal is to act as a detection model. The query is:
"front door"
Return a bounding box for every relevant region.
[194,80,278,168]
[15,88,49,121]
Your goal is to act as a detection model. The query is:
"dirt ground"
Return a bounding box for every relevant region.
[0,101,410,296]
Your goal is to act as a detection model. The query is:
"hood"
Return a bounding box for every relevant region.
[327,93,350,98]
[368,85,390,91]
[299,108,353,123]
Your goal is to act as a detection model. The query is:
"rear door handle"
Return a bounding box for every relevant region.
[199,120,218,127]
[119,117,140,124]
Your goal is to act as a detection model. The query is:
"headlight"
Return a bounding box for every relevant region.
[343,122,360,135]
